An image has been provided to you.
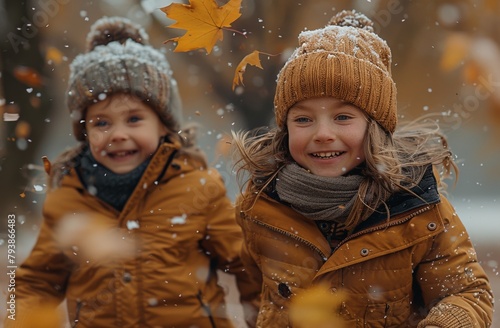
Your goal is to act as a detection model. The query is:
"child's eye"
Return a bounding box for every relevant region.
[294,117,311,123]
[336,114,351,121]
[94,120,108,127]
[129,115,142,123]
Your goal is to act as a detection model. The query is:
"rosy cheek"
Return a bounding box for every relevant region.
[88,130,105,148]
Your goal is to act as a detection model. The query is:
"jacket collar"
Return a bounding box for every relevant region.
[246,166,441,261]
[353,165,440,233]
[57,139,186,221]
[315,167,443,276]
[118,140,181,220]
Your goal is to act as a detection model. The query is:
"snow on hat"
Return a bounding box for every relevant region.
[67,16,182,141]
[274,10,397,133]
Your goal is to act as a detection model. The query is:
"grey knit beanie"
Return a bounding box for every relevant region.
[67,16,182,141]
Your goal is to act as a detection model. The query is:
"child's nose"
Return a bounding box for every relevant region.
[109,126,129,142]
[314,123,335,143]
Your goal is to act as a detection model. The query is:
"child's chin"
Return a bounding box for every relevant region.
[107,165,135,175]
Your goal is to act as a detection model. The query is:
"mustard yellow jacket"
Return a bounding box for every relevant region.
[7,141,259,328]
[237,172,493,327]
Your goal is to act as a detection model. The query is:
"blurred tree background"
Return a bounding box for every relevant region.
[1,0,499,325]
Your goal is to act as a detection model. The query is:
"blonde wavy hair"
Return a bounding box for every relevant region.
[232,116,458,228]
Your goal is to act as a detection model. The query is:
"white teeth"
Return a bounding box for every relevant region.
[313,152,342,158]
[113,151,131,157]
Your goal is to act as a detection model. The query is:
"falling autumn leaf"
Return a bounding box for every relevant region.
[13,66,44,88]
[45,46,64,65]
[289,285,347,328]
[232,50,264,90]
[161,0,243,54]
[42,156,52,174]
[15,120,31,139]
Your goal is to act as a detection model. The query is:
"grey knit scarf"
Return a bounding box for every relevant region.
[275,163,364,224]
[79,149,149,211]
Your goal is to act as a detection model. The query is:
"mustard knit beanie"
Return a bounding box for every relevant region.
[67,16,182,141]
[274,10,397,133]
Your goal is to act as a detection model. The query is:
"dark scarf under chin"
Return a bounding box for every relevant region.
[275,163,364,225]
[79,149,150,211]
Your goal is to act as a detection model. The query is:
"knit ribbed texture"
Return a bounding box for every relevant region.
[67,16,182,141]
[417,303,475,328]
[276,163,363,226]
[274,10,397,133]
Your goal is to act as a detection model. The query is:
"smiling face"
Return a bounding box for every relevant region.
[85,94,167,174]
[286,97,368,177]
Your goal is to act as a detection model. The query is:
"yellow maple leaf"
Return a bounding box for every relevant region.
[232,50,264,90]
[161,0,242,54]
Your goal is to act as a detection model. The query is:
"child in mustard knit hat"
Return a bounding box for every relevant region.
[232,10,493,328]
[5,16,259,328]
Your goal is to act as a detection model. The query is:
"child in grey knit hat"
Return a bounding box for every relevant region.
[5,16,259,328]
[67,16,183,144]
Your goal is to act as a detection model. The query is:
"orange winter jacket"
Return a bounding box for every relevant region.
[236,170,493,328]
[6,141,259,328]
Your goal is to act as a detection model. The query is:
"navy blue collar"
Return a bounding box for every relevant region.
[369,166,439,220]
[353,166,440,233]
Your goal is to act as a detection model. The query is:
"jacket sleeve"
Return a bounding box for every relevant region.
[235,204,264,293]
[236,211,263,327]
[416,197,494,328]
[198,170,261,327]
[4,206,72,328]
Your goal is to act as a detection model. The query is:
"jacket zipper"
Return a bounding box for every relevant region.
[248,216,329,261]
[196,290,216,328]
[333,204,435,252]
[71,300,83,327]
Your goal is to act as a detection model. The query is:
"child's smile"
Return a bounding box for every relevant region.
[311,151,344,159]
[105,149,139,161]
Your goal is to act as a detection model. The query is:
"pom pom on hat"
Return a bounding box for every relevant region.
[328,10,374,31]
[67,16,182,142]
[85,16,150,50]
[274,10,397,133]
